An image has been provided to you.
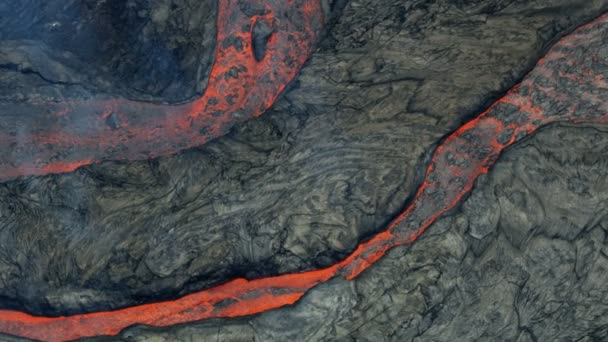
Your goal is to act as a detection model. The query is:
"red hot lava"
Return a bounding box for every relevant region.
[0,0,322,180]
[0,8,607,342]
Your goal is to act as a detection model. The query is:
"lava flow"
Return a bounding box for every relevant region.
[0,0,322,180]
[0,9,606,342]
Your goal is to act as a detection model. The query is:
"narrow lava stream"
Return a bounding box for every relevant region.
[0,7,606,342]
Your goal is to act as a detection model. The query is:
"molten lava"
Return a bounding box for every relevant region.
[0,7,606,342]
[0,0,322,180]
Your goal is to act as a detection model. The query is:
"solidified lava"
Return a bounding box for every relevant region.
[0,9,606,342]
[0,0,322,180]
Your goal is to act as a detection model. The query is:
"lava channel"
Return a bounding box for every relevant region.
[0,9,607,342]
[0,0,323,180]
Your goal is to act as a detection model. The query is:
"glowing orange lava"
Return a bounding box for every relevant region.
[0,0,322,180]
[0,8,606,342]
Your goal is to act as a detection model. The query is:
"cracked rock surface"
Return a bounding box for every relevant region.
[0,0,606,331]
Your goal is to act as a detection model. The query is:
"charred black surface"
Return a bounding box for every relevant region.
[252,17,273,61]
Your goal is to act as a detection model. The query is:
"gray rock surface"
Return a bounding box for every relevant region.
[0,0,606,334]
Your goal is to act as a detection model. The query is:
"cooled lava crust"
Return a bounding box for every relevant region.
[0,4,606,342]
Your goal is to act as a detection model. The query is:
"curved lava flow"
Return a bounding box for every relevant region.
[0,10,606,342]
[0,0,322,180]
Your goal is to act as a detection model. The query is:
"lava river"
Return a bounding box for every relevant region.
[0,8,606,342]
[0,0,322,180]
